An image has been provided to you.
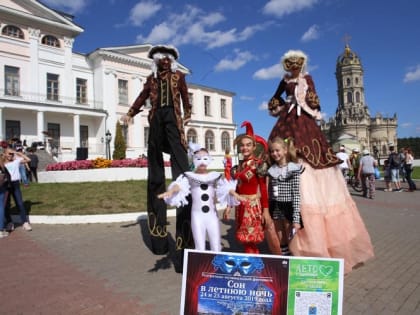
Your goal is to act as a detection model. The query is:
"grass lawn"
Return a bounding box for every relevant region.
[9,167,419,216]
[12,180,148,216]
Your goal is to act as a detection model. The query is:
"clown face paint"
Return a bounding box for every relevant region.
[193,150,212,169]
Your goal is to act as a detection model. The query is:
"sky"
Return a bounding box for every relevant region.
[40,0,420,139]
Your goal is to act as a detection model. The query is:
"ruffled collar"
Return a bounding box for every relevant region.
[268,162,302,179]
[184,171,221,183]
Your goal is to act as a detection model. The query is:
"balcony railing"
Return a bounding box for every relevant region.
[0,88,104,109]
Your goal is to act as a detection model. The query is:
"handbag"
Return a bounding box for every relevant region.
[374,167,380,179]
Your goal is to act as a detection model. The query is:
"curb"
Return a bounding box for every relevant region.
[14,209,178,225]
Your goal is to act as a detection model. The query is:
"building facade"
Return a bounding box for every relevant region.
[320,44,397,159]
[0,0,236,167]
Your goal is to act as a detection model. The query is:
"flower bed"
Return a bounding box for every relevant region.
[46,157,170,171]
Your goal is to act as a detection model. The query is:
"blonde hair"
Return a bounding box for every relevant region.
[268,137,298,164]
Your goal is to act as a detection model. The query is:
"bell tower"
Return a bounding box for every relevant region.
[334,44,370,145]
[320,43,398,159]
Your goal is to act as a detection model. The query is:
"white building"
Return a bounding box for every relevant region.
[0,0,236,167]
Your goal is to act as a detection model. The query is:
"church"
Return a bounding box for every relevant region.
[320,44,397,159]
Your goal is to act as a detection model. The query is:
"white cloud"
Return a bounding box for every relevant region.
[403,65,420,83]
[301,24,320,42]
[136,23,174,44]
[400,122,413,128]
[129,1,162,26]
[214,50,256,72]
[41,0,88,14]
[253,63,284,80]
[263,0,318,18]
[136,5,269,49]
[240,96,255,101]
[258,101,268,110]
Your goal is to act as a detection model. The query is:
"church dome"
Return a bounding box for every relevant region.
[336,44,361,67]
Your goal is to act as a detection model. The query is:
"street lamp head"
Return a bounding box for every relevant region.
[105,130,112,142]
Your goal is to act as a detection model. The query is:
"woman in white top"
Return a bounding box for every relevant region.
[404,147,416,192]
[3,148,32,231]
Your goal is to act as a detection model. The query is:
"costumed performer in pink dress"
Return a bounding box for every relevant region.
[267,49,374,273]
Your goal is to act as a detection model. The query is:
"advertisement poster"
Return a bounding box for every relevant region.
[180,249,343,315]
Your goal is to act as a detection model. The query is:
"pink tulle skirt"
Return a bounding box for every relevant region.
[289,162,374,274]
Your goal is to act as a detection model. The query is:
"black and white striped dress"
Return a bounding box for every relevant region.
[267,162,303,224]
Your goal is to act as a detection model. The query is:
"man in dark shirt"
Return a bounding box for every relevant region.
[28,148,39,182]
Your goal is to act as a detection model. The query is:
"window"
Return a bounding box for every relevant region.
[188,92,194,113]
[355,91,360,103]
[47,73,59,101]
[346,78,351,86]
[48,123,60,148]
[118,79,128,104]
[80,125,88,148]
[346,92,352,103]
[144,127,149,149]
[221,131,230,151]
[220,98,227,118]
[5,120,20,140]
[187,129,197,144]
[2,25,24,39]
[205,130,215,151]
[355,77,359,85]
[204,95,211,116]
[76,78,87,104]
[41,35,60,47]
[4,66,20,96]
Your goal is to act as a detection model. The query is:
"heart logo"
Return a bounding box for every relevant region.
[319,265,333,276]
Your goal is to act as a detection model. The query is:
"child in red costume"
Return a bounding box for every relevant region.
[224,121,270,254]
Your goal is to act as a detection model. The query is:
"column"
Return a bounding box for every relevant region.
[130,75,144,148]
[37,111,44,141]
[73,114,80,149]
[28,28,40,99]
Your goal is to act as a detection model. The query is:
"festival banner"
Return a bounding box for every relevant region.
[180,249,343,315]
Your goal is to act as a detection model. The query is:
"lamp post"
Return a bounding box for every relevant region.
[105,130,112,160]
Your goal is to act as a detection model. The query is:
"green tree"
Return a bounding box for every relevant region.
[398,137,420,158]
[112,122,126,160]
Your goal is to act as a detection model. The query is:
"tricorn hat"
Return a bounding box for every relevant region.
[148,45,179,60]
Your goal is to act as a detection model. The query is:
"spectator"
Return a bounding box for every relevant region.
[350,148,361,177]
[15,142,30,186]
[336,145,351,178]
[387,145,403,192]
[28,148,39,183]
[3,148,32,231]
[358,149,378,199]
[403,147,416,192]
[383,160,392,192]
[399,148,406,182]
